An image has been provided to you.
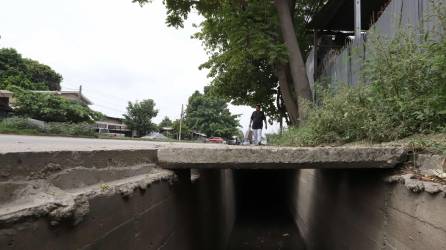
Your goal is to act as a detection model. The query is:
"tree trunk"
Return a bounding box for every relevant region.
[274,0,312,106]
[277,64,299,125]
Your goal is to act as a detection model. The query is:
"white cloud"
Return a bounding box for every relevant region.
[0,0,280,135]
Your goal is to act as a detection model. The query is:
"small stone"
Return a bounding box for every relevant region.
[118,186,134,199]
[384,175,403,184]
[423,182,441,194]
[0,171,10,178]
[405,179,424,193]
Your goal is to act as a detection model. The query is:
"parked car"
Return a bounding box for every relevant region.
[207,137,226,144]
[227,136,240,145]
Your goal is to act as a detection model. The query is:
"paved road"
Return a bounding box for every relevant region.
[0,134,232,153]
[0,134,166,153]
[0,134,249,153]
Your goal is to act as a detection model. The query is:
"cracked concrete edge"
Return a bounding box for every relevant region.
[0,149,158,182]
[384,174,446,197]
[0,168,176,227]
[383,152,446,196]
[157,146,407,169]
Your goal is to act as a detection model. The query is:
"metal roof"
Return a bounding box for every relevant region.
[308,0,390,31]
[0,90,13,98]
[32,90,93,105]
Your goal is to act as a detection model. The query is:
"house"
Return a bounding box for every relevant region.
[94,116,131,137]
[0,90,13,118]
[32,86,93,106]
[1,85,93,108]
[192,131,207,141]
[160,126,174,137]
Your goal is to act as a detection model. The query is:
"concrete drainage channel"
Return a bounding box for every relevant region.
[1,142,446,249]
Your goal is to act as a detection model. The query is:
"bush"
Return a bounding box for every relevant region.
[0,117,43,134]
[45,122,96,137]
[0,117,96,137]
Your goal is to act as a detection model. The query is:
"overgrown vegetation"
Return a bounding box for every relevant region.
[45,122,96,137]
[0,117,96,137]
[1,48,102,124]
[11,86,102,123]
[0,117,42,135]
[406,134,446,156]
[271,7,446,146]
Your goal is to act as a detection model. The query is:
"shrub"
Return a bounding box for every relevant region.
[45,122,96,137]
[0,117,43,134]
[1,117,41,130]
[0,117,96,137]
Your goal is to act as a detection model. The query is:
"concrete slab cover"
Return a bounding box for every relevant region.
[157,145,406,169]
[0,135,406,170]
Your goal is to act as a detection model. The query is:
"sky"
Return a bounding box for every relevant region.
[0,0,279,134]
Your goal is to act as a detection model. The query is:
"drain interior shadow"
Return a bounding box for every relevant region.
[227,170,305,250]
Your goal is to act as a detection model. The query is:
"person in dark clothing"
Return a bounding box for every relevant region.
[249,104,267,145]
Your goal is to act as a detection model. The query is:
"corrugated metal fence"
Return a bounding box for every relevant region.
[313,0,444,88]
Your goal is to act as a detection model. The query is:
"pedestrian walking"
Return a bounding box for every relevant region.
[249,104,267,145]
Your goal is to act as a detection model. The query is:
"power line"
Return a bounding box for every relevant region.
[85,87,131,103]
[93,104,126,114]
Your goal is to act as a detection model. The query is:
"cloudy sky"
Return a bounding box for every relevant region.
[0,0,278,134]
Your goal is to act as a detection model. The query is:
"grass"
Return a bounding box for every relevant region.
[394,133,446,156]
[0,126,41,135]
[0,117,42,135]
[0,117,97,138]
[0,117,184,142]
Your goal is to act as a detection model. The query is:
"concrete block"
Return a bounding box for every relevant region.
[416,154,446,174]
[158,145,406,169]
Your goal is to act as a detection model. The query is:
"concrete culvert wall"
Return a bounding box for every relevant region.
[0,151,237,250]
[289,169,446,250]
[1,139,446,250]
[225,167,446,250]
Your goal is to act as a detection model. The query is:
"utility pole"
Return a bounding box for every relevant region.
[178,104,184,141]
[354,0,362,40]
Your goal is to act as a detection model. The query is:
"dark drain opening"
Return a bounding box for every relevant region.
[227,170,305,250]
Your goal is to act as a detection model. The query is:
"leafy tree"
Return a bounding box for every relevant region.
[133,0,325,124]
[0,48,62,91]
[124,99,159,136]
[184,90,240,138]
[23,59,62,91]
[11,87,102,123]
[172,118,191,140]
[158,116,173,128]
